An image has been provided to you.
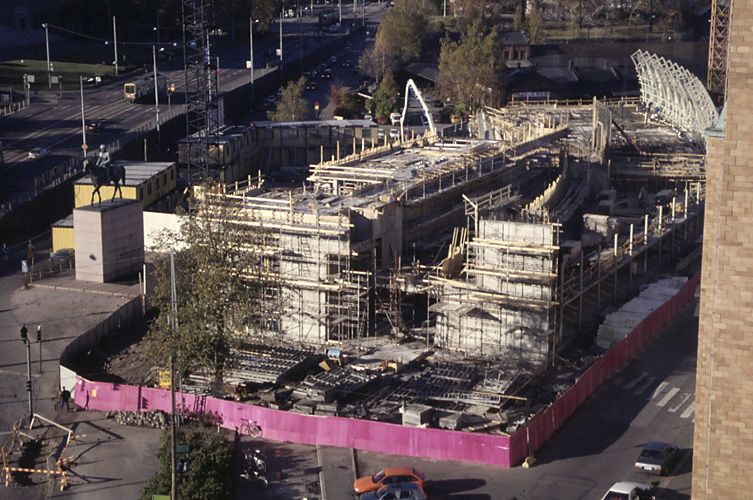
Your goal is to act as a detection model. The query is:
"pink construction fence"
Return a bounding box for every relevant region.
[72,272,699,468]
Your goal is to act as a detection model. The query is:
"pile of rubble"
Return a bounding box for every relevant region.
[107,410,169,429]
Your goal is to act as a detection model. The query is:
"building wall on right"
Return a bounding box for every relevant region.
[693,1,753,496]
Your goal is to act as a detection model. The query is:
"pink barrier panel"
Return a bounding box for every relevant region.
[74,377,513,468]
[509,272,700,466]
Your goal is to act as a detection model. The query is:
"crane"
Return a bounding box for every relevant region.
[399,79,437,141]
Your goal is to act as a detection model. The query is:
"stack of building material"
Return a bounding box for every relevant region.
[402,404,434,427]
[298,367,380,403]
[596,276,687,349]
[227,344,317,385]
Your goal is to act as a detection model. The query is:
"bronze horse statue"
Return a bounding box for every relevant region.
[83,157,126,205]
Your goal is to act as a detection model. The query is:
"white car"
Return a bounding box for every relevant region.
[390,112,401,125]
[28,147,50,160]
[600,481,654,500]
[389,128,400,141]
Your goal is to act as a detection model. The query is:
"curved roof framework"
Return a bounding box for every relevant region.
[631,50,719,146]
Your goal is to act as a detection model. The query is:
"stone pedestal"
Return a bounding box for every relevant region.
[74,199,144,283]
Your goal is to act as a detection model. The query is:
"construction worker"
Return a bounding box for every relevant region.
[60,387,71,411]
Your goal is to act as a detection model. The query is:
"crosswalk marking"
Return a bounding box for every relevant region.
[625,373,648,390]
[651,382,669,400]
[657,387,680,407]
[634,376,658,396]
[681,401,696,419]
[668,393,692,413]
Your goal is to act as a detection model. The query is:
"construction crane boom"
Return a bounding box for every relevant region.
[707,0,732,98]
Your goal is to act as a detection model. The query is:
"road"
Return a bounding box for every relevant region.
[0,2,388,215]
[356,307,699,499]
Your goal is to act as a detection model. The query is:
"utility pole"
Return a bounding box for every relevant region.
[339,0,342,23]
[249,18,254,86]
[153,45,160,143]
[80,76,87,159]
[279,13,283,65]
[112,16,119,76]
[43,23,51,88]
[443,0,447,18]
[37,325,42,374]
[20,325,33,419]
[169,252,178,500]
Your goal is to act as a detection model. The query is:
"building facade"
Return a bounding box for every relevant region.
[693,1,753,496]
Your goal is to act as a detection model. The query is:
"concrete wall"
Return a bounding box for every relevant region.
[74,200,144,282]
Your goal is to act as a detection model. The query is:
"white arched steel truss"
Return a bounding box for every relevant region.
[399,79,437,140]
[631,49,719,146]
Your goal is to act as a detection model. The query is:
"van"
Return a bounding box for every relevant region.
[390,112,401,125]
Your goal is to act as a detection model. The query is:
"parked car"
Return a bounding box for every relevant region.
[28,147,50,160]
[353,468,425,495]
[321,70,333,80]
[600,481,654,500]
[363,114,373,121]
[50,248,75,261]
[389,128,400,141]
[86,121,105,133]
[634,441,680,476]
[390,112,401,125]
[360,482,427,500]
[305,81,318,91]
[377,129,385,141]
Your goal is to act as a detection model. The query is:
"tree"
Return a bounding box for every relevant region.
[526,5,545,44]
[438,21,503,112]
[269,77,309,121]
[372,0,438,68]
[146,191,275,393]
[140,426,233,500]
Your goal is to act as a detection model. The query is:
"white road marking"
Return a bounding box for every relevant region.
[634,376,658,396]
[651,381,669,400]
[657,387,680,407]
[668,392,691,413]
[624,372,647,390]
[680,401,696,419]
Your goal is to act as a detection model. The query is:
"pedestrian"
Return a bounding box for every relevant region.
[60,387,71,412]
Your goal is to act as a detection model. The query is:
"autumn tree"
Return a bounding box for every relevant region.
[146,190,276,394]
[438,21,504,112]
[269,77,309,121]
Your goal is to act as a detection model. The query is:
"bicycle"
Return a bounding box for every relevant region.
[238,419,262,438]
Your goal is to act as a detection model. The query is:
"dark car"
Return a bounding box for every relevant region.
[86,121,105,133]
[342,60,352,68]
[305,81,318,91]
[634,441,680,476]
[320,70,332,80]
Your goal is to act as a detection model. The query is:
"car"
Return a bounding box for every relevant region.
[305,81,319,91]
[634,441,680,475]
[363,114,373,121]
[353,467,425,495]
[342,60,352,68]
[389,128,400,140]
[600,481,654,500]
[50,248,75,261]
[360,482,427,500]
[377,129,385,141]
[328,55,338,64]
[86,121,105,133]
[321,71,333,80]
[390,112,402,125]
[28,147,50,160]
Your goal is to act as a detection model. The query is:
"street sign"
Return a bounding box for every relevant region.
[176,444,190,453]
[50,75,59,84]
[245,60,252,69]
[26,75,35,83]
[158,369,171,388]
[21,260,28,273]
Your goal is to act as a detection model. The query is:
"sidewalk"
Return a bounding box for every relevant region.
[317,445,357,500]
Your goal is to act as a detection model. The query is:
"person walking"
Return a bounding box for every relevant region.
[60,387,71,412]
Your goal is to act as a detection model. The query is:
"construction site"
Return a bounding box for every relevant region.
[162,50,712,437]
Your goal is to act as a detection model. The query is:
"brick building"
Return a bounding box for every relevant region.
[693,1,753,496]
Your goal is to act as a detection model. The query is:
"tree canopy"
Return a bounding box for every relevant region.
[269,77,309,122]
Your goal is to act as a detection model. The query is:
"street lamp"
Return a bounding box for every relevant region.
[20,325,33,418]
[42,23,51,89]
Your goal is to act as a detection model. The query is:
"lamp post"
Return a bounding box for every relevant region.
[20,325,33,418]
[112,16,119,76]
[37,325,42,374]
[42,23,51,89]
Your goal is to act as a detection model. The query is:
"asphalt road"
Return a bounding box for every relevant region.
[356,307,699,500]
[0,2,388,208]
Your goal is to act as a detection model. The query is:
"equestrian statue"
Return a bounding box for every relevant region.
[83,144,126,205]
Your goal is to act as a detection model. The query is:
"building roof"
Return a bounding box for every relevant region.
[500,30,529,46]
[403,62,440,84]
[75,161,175,187]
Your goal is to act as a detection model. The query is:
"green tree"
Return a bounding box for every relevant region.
[140,427,233,500]
[372,0,438,68]
[526,5,545,44]
[438,21,503,111]
[269,77,309,121]
[146,191,275,393]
